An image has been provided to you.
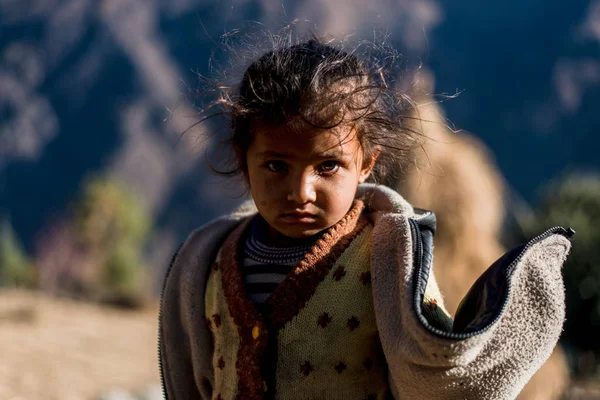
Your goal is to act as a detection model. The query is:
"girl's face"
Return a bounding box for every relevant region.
[245,122,376,239]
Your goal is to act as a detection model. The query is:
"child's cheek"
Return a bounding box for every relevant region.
[260,178,284,202]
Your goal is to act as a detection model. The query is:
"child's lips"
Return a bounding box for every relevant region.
[281,212,318,223]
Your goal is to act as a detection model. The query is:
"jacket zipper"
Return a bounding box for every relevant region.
[409,217,574,340]
[158,244,183,400]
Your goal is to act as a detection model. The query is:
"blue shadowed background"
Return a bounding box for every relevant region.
[1,0,599,399]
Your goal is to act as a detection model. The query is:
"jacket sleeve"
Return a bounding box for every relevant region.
[159,235,211,400]
[370,211,572,400]
[159,215,250,400]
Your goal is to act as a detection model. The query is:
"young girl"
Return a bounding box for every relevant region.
[159,35,574,400]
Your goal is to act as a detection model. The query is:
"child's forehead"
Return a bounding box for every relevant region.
[250,121,361,157]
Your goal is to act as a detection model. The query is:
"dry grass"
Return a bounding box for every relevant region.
[0,289,160,400]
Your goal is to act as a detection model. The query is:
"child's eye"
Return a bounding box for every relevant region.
[265,160,288,173]
[318,160,340,174]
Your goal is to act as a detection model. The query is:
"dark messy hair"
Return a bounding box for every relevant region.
[192,26,423,184]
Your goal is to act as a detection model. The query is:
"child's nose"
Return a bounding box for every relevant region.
[287,172,317,204]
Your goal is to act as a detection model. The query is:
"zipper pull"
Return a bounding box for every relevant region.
[566,227,576,240]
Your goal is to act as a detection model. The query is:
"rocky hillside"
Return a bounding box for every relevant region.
[1,0,598,276]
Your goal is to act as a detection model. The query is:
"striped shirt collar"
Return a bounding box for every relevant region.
[250,214,323,249]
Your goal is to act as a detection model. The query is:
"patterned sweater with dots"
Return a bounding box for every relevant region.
[205,201,390,399]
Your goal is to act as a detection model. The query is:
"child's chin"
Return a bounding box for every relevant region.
[275,223,328,239]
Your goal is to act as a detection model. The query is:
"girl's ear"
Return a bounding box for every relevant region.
[358,149,380,183]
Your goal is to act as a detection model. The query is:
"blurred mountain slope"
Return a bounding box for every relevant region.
[0,0,598,271]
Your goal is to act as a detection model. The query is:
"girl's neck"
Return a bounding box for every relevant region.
[252,215,322,247]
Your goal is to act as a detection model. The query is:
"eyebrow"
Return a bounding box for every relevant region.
[256,150,346,160]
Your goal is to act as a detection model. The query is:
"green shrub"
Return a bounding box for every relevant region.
[101,243,146,308]
[0,220,35,287]
[74,176,152,308]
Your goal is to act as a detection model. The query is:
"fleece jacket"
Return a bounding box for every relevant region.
[159,184,572,400]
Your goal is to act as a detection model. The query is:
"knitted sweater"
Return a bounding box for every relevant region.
[205,201,390,399]
[159,184,573,400]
